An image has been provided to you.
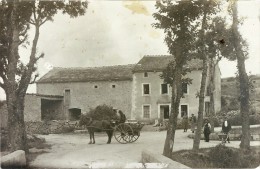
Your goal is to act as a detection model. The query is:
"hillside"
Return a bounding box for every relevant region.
[221,75,260,98]
[221,75,260,114]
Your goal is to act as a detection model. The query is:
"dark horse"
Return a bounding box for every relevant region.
[79,115,114,144]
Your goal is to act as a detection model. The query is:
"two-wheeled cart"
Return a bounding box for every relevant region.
[113,121,145,144]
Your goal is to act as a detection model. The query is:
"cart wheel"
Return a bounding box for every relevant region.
[114,123,133,144]
[129,134,139,143]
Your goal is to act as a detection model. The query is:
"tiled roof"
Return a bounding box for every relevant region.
[37,64,135,83]
[133,55,203,72]
[37,56,203,83]
[26,93,63,98]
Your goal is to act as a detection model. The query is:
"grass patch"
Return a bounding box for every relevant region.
[172,145,260,168]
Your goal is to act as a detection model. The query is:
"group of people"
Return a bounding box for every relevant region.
[203,117,231,142]
[182,114,232,143]
[182,114,197,133]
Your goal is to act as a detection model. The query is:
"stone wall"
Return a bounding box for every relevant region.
[37,80,132,118]
[141,149,190,169]
[24,94,41,121]
[0,94,41,126]
[0,150,26,167]
[132,70,207,120]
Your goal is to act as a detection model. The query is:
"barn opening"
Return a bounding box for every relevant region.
[69,108,81,121]
[41,99,63,121]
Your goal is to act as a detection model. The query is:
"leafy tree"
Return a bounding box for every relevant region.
[228,0,250,149]
[153,0,203,157]
[0,0,88,152]
[204,16,231,132]
[191,0,222,151]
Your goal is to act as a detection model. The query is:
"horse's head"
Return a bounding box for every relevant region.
[79,115,92,127]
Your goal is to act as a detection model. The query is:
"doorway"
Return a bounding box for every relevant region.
[180,105,188,117]
[69,108,81,121]
[159,105,170,119]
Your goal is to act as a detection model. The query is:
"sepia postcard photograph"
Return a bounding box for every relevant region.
[0,0,259,168]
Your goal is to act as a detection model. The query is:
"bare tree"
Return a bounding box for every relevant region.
[0,0,88,152]
[229,0,250,149]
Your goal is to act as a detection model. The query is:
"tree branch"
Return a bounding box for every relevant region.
[19,24,29,36]
[28,19,36,25]
[36,53,44,62]
[0,70,7,82]
[214,54,222,67]
[33,5,37,22]
[19,34,28,45]
[18,21,41,94]
[0,81,5,90]
[29,73,39,84]
[40,17,48,26]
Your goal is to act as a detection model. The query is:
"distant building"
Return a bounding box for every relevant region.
[131,56,221,121]
[22,55,221,122]
[34,65,134,121]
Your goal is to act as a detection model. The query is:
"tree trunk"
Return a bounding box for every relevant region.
[208,58,215,132]
[6,0,28,153]
[6,92,28,153]
[193,3,208,151]
[231,0,250,150]
[193,57,208,151]
[237,57,250,149]
[163,48,183,158]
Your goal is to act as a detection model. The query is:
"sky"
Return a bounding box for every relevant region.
[0,0,259,100]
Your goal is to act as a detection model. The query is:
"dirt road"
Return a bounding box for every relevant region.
[29,128,260,168]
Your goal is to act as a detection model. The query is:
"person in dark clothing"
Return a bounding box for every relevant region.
[182,115,189,132]
[203,119,211,142]
[118,110,126,124]
[190,114,197,133]
[222,117,231,143]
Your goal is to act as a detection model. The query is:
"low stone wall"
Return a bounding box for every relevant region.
[26,120,78,134]
[188,133,260,141]
[141,149,190,169]
[0,150,26,167]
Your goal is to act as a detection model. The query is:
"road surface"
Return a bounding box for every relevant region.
[29,128,260,168]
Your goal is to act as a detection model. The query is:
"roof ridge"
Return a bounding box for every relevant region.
[143,55,172,57]
[52,64,135,70]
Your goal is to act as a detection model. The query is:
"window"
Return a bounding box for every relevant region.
[112,84,116,88]
[161,84,168,94]
[143,84,150,95]
[182,83,188,94]
[144,72,148,77]
[64,89,70,106]
[181,105,188,117]
[143,105,150,118]
[94,85,98,88]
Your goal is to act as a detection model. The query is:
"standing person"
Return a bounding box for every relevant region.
[222,117,231,143]
[118,110,126,124]
[190,114,197,133]
[203,119,211,142]
[182,114,189,132]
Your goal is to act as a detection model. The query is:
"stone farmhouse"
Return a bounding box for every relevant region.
[23,55,221,122]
